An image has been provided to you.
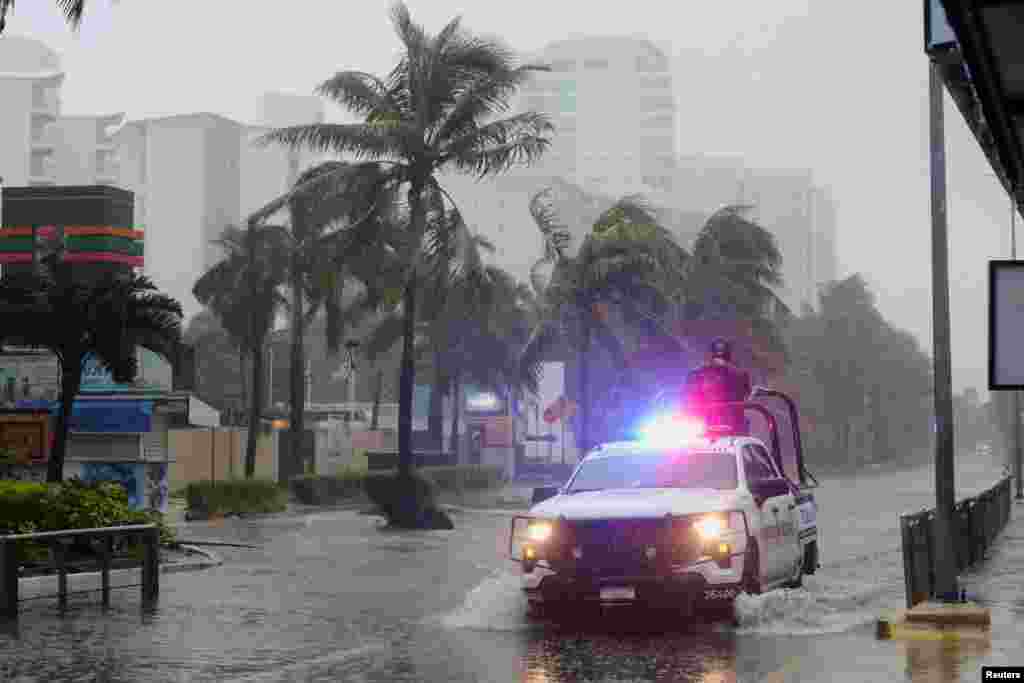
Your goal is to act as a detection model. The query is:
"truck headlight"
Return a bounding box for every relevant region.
[527,520,554,543]
[694,515,724,541]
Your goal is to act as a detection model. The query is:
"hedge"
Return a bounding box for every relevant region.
[290,468,365,505]
[0,479,176,562]
[420,465,505,492]
[184,479,288,516]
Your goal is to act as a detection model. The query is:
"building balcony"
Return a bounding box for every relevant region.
[30,124,56,151]
[29,153,55,185]
[30,86,60,119]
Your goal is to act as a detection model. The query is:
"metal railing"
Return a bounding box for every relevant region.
[0,524,159,618]
[899,476,1012,608]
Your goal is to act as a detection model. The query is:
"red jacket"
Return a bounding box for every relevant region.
[683,361,752,406]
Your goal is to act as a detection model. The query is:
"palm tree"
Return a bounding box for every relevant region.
[259,2,552,478]
[683,205,788,327]
[0,258,182,482]
[194,223,289,478]
[521,190,688,451]
[184,309,249,417]
[247,161,405,476]
[0,0,85,33]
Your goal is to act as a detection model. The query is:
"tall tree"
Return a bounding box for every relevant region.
[194,223,289,477]
[682,204,789,349]
[521,190,688,451]
[0,258,182,481]
[248,161,405,475]
[0,0,85,33]
[260,2,552,477]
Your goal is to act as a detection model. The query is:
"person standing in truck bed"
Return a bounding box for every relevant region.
[682,338,752,434]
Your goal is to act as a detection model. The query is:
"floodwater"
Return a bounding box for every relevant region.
[1,455,1020,682]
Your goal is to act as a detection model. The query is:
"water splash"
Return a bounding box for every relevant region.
[437,569,534,632]
[732,575,894,636]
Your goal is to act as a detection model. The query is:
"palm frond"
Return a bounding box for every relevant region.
[442,112,553,177]
[257,123,410,162]
[434,64,550,144]
[317,71,400,120]
[528,188,572,262]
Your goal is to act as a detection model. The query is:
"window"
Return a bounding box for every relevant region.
[567,450,739,492]
[643,113,674,128]
[644,96,675,111]
[583,58,609,70]
[635,54,668,72]
[742,446,775,484]
[749,444,780,478]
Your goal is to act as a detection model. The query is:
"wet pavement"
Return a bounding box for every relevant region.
[0,455,1021,682]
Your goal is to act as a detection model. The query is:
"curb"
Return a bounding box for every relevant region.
[876,602,992,642]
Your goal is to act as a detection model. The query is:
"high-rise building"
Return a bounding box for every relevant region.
[113,113,243,322]
[51,113,124,186]
[240,93,326,217]
[516,36,676,198]
[113,93,326,322]
[0,36,64,188]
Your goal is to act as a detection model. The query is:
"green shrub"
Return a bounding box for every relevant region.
[421,465,505,492]
[290,469,366,505]
[0,479,176,561]
[184,479,288,516]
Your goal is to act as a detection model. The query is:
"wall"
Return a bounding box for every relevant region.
[0,79,34,186]
[167,427,276,490]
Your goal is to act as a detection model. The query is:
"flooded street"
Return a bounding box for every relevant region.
[1,456,1019,682]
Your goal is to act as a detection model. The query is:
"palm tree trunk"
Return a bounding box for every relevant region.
[397,278,419,478]
[245,339,265,478]
[239,348,248,424]
[49,355,82,483]
[578,316,591,455]
[397,182,426,479]
[289,268,306,476]
[449,373,461,461]
[370,366,383,430]
[428,352,445,455]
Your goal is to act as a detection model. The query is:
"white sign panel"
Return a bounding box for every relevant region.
[990,261,1024,388]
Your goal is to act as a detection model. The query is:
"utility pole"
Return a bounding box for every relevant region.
[928,61,958,599]
[1013,192,1023,500]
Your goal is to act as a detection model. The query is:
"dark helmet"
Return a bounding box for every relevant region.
[709,337,732,361]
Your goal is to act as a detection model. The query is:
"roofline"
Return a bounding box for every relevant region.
[119,112,245,128]
[0,70,64,81]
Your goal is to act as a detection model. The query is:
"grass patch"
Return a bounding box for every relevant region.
[184,479,288,516]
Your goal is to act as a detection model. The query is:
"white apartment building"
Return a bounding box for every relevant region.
[113,93,326,323]
[0,36,64,188]
[516,36,677,199]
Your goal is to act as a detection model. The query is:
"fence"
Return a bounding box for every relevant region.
[899,476,1012,608]
[0,524,159,618]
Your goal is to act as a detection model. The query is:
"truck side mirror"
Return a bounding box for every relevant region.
[531,486,560,505]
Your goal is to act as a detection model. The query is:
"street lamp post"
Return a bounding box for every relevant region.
[928,60,958,600]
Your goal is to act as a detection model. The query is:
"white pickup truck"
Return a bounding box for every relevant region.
[508,390,819,617]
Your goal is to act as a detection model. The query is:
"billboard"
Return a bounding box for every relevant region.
[989,260,1024,389]
[0,412,50,464]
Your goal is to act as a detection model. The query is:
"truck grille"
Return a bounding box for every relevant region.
[552,518,700,577]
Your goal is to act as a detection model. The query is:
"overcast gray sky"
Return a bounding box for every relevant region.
[6,0,1016,393]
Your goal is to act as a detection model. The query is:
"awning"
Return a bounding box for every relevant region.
[16,398,153,433]
[929,1,1024,213]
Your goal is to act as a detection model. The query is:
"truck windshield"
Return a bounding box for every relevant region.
[567,450,738,492]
